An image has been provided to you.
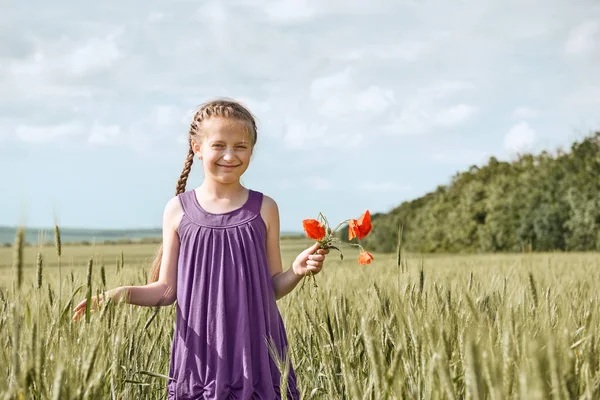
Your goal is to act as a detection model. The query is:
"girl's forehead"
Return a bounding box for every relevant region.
[202,118,252,142]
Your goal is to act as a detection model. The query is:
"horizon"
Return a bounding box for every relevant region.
[2,130,598,232]
[2,1,599,231]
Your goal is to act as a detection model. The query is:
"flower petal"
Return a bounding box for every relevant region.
[358,251,374,265]
[303,219,326,240]
[357,210,372,239]
[348,219,359,241]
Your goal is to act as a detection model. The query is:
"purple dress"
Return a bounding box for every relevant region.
[167,189,300,400]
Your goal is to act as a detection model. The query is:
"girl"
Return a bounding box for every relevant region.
[72,99,329,399]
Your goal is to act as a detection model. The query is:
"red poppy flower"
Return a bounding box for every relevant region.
[358,251,374,265]
[348,210,372,240]
[303,219,326,240]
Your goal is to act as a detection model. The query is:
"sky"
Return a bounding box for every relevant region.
[1,0,599,232]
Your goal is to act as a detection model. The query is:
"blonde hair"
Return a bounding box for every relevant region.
[148,98,258,283]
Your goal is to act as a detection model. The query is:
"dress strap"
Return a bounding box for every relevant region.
[177,191,197,218]
[246,189,264,216]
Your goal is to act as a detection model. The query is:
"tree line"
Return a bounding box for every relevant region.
[344,131,600,253]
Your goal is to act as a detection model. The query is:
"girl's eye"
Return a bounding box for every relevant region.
[213,144,224,148]
[236,146,247,149]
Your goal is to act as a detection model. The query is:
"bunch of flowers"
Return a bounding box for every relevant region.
[302,210,374,265]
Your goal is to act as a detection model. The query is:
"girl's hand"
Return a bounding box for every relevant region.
[292,242,329,277]
[72,287,126,322]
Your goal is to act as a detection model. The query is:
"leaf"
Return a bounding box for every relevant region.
[123,380,151,386]
[135,370,176,382]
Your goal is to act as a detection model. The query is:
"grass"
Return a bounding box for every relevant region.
[1,234,600,399]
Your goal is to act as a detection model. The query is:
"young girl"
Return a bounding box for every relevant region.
[72,99,329,399]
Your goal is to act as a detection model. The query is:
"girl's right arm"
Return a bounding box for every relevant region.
[72,196,183,321]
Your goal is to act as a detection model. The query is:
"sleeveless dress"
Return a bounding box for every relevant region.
[167,189,300,400]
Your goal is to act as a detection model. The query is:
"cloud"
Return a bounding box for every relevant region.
[334,41,433,63]
[309,68,395,118]
[69,35,122,75]
[264,0,316,23]
[16,122,82,143]
[504,122,536,154]
[434,104,478,127]
[384,81,477,135]
[282,119,364,149]
[513,107,539,119]
[565,20,598,56]
[88,123,122,145]
[7,32,122,79]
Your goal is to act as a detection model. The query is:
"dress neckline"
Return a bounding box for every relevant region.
[191,188,253,216]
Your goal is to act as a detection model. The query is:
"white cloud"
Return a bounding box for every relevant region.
[434,104,478,127]
[310,68,395,118]
[384,81,477,135]
[282,120,363,149]
[264,0,316,23]
[88,123,122,145]
[310,68,352,98]
[16,122,82,143]
[504,122,536,154]
[334,41,433,62]
[513,107,539,119]
[7,32,123,78]
[282,121,327,148]
[69,35,122,75]
[565,20,598,56]
[354,86,395,114]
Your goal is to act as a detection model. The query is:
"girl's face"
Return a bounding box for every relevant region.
[193,117,254,185]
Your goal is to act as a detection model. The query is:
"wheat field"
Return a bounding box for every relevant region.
[1,229,600,399]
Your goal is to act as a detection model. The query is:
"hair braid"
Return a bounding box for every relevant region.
[177,145,195,195]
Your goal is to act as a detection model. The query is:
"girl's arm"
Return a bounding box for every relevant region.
[261,195,327,300]
[126,196,182,306]
[72,196,182,320]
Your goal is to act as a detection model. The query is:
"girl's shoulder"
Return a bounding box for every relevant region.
[257,192,279,232]
[163,195,185,232]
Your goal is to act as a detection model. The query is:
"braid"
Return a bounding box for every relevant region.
[176,145,195,195]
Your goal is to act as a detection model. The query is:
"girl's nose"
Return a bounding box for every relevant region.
[223,149,235,160]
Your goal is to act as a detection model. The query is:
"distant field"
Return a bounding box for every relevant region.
[0,238,317,280]
[2,236,600,398]
[0,226,304,248]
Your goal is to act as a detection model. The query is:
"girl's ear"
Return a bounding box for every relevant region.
[191,140,202,159]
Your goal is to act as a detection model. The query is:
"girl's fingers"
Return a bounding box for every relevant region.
[73,300,86,311]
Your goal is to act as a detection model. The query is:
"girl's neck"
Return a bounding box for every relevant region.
[198,180,246,200]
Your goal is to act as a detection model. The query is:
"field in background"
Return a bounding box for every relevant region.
[2,238,600,399]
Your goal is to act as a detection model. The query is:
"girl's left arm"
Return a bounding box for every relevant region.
[261,195,328,300]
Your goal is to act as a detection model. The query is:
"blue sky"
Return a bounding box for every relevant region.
[1,0,599,232]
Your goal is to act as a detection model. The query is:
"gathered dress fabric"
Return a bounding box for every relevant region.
[167,189,299,399]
